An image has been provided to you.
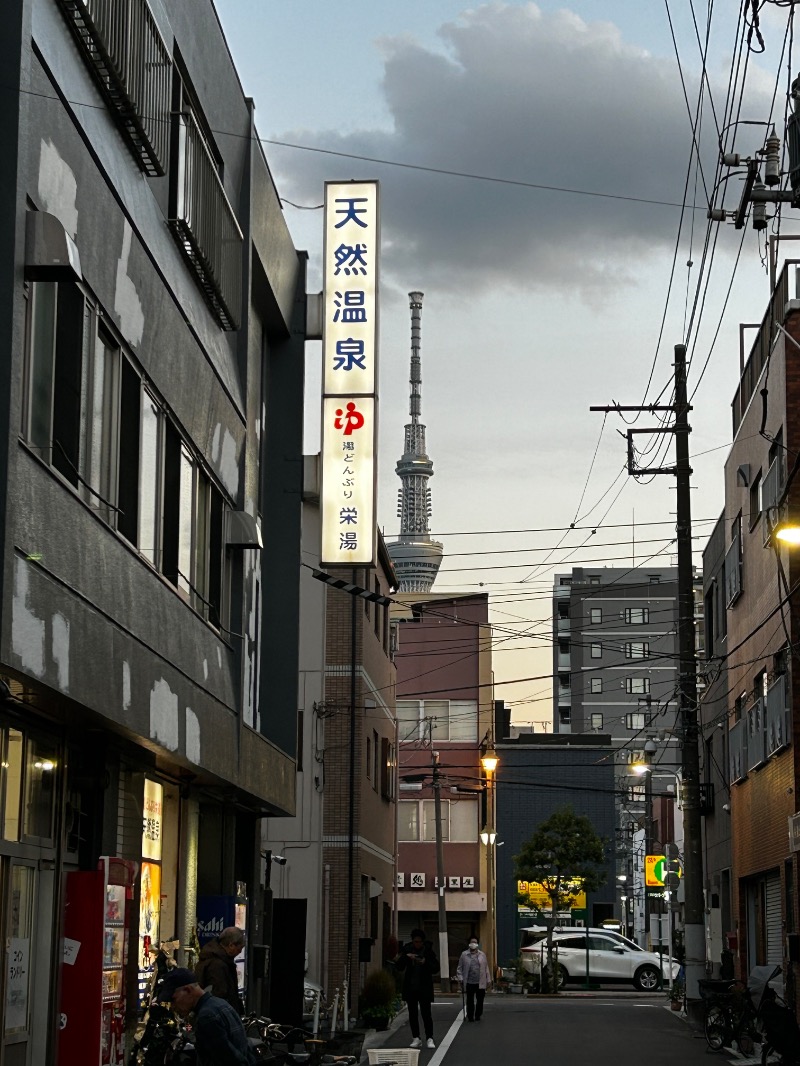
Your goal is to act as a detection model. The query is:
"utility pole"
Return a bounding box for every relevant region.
[590,343,704,1009]
[431,750,450,992]
[673,344,704,1009]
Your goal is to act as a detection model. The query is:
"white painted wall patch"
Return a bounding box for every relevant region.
[149,678,179,751]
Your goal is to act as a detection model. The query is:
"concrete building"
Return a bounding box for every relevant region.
[699,513,734,977]
[320,536,398,1013]
[392,593,495,980]
[0,1,306,1060]
[494,733,617,969]
[710,260,799,1002]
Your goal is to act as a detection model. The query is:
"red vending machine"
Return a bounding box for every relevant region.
[59,857,136,1066]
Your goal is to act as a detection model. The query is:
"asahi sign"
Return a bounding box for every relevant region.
[320,181,380,567]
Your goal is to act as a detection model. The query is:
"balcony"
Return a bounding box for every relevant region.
[557,617,570,634]
[729,718,747,784]
[732,261,800,437]
[766,674,791,755]
[557,653,571,672]
[747,698,766,770]
[170,111,243,330]
[58,0,171,175]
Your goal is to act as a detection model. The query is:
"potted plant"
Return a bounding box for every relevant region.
[360,969,397,1030]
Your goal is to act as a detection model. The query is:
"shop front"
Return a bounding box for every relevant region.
[0,718,65,1066]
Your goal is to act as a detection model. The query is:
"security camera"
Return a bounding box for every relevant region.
[272,854,288,865]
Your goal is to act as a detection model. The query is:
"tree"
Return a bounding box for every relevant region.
[514,806,607,992]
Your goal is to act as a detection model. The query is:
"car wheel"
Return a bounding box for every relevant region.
[633,965,661,992]
[542,964,568,991]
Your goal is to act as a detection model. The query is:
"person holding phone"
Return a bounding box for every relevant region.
[395,929,440,1049]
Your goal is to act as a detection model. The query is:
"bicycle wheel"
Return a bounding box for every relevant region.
[705,1005,729,1052]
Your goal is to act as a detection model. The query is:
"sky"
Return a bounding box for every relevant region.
[214,0,799,726]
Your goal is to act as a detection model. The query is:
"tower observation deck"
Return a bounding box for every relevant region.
[387,292,444,592]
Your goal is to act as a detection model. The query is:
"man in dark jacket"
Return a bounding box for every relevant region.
[159,967,256,1066]
[196,926,244,1015]
[395,929,439,1049]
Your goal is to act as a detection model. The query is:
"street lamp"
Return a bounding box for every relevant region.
[480,747,499,978]
[772,517,800,544]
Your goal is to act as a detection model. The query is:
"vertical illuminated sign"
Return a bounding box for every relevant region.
[320,181,380,567]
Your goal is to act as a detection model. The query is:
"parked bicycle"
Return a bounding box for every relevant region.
[241,1018,356,1066]
[701,974,762,1054]
[757,965,800,1066]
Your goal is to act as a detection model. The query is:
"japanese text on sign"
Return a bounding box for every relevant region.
[320,181,380,568]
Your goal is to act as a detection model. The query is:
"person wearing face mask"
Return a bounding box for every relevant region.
[456,937,491,1022]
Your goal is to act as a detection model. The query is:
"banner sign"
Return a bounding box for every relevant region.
[320,181,380,567]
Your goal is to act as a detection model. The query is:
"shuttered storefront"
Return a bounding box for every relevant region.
[765,874,782,965]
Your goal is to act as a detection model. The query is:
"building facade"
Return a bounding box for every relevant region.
[392,593,494,980]
[700,513,734,978]
[0,2,306,1060]
[494,733,617,968]
[711,261,799,1004]
[320,536,398,1014]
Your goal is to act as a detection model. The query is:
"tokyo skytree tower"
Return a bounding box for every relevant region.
[387,292,444,592]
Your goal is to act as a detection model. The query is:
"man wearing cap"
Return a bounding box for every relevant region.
[157,967,256,1066]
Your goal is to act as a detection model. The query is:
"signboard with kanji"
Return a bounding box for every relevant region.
[320,181,380,566]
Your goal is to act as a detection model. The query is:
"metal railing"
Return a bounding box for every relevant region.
[731,261,800,438]
[170,110,243,330]
[58,0,171,175]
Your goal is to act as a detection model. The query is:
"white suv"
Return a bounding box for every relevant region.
[521,931,679,991]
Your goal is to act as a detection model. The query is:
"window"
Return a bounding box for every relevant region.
[161,432,225,625]
[23,280,228,628]
[589,608,602,624]
[395,700,478,742]
[749,471,762,530]
[169,62,242,330]
[399,799,476,842]
[399,801,419,841]
[590,678,602,694]
[373,729,379,788]
[624,642,650,659]
[625,678,650,694]
[365,734,372,780]
[559,577,572,587]
[590,576,600,585]
[648,575,660,584]
[380,738,395,800]
[625,712,647,730]
[24,281,138,535]
[590,643,602,659]
[590,713,603,730]
[628,783,646,802]
[624,608,649,624]
[558,641,569,656]
[374,578,381,637]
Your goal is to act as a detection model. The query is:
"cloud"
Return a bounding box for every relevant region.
[269,3,764,297]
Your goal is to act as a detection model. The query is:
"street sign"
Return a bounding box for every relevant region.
[646,854,682,887]
[645,854,666,886]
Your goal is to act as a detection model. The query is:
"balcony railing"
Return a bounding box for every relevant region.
[170,111,243,330]
[729,718,747,784]
[747,698,766,770]
[732,261,800,437]
[58,0,171,175]
[766,674,791,756]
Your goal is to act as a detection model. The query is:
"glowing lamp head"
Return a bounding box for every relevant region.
[774,522,800,545]
[481,749,499,775]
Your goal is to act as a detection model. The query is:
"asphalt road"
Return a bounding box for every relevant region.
[363,993,759,1066]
